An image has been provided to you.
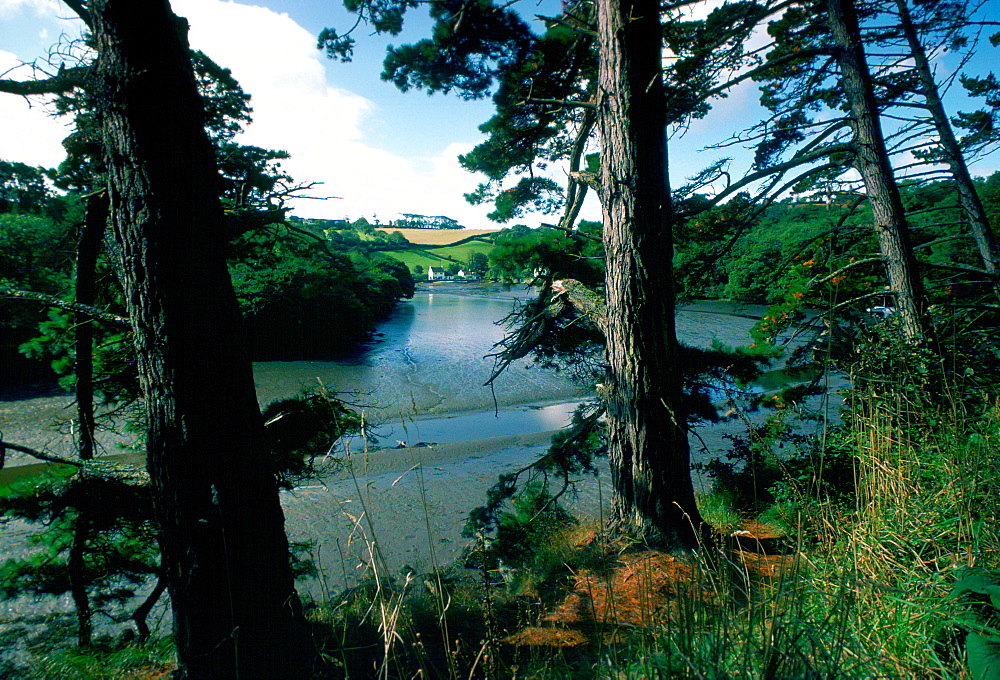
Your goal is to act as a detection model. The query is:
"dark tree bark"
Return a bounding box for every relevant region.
[895,0,1000,303]
[87,1,312,677]
[595,0,704,547]
[74,193,108,462]
[827,0,928,341]
[68,513,93,647]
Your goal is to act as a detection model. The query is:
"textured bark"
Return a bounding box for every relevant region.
[827,0,928,341]
[596,0,704,547]
[89,1,312,677]
[895,0,1000,302]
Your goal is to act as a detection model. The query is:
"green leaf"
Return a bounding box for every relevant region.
[951,572,1000,598]
[967,633,1000,680]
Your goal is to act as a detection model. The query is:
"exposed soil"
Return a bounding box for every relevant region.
[503,523,795,649]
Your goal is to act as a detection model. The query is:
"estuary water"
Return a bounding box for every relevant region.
[251,283,774,450]
[0,282,839,651]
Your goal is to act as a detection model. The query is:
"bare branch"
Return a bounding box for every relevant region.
[0,440,83,468]
[225,208,289,239]
[0,66,87,96]
[0,287,129,326]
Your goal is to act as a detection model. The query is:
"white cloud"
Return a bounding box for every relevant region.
[172,0,494,226]
[0,0,497,227]
[0,51,71,168]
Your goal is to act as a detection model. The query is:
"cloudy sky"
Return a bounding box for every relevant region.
[0,0,542,227]
[1,0,999,227]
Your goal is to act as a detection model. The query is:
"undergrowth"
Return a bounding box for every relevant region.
[9,322,1000,679]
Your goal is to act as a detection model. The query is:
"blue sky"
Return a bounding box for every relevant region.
[1,0,999,228]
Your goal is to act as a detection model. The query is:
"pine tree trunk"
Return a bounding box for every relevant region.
[827,0,928,341]
[74,193,107,462]
[69,512,92,647]
[89,1,313,677]
[895,0,1000,302]
[596,0,704,547]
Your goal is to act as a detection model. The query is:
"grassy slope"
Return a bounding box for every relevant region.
[374,229,498,272]
[375,228,499,245]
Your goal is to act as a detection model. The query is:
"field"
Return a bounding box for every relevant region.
[386,242,495,272]
[375,228,498,245]
[374,228,498,272]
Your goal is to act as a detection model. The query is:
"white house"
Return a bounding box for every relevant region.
[427,266,448,281]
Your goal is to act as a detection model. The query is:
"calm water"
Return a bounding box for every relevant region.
[251,285,775,448]
[0,284,838,657]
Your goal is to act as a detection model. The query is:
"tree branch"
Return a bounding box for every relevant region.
[61,0,93,28]
[552,278,607,335]
[484,276,608,386]
[0,440,83,468]
[519,96,596,110]
[0,287,129,326]
[0,66,88,96]
[225,208,288,239]
[569,170,601,192]
[559,108,597,229]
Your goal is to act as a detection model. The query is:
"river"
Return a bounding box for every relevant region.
[0,283,776,466]
[267,284,807,599]
[0,283,840,655]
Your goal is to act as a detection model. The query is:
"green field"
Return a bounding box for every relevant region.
[379,234,496,274]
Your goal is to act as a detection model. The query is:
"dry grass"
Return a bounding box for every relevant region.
[375,228,498,245]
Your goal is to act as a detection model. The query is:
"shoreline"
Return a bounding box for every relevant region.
[0,414,568,484]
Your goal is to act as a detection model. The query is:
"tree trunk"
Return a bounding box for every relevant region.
[895,0,1000,302]
[88,1,313,677]
[827,0,928,341]
[74,193,108,462]
[68,512,92,647]
[595,0,704,547]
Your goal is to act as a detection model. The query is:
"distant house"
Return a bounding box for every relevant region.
[427,266,448,281]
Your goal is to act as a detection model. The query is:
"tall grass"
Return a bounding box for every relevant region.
[17,339,1000,679]
[297,380,999,679]
[609,344,1000,680]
